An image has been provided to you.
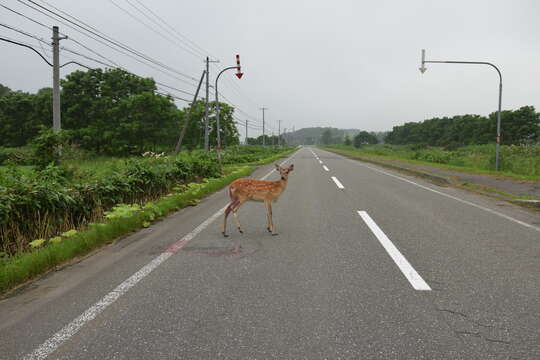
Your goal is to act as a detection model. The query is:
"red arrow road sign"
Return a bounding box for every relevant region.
[235,54,243,79]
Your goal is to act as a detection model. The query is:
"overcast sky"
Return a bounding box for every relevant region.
[2,0,540,138]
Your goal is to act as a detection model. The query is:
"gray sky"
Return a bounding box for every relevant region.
[2,0,540,138]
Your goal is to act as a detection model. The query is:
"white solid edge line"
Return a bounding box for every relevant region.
[323,165,329,172]
[345,159,540,233]
[357,211,431,291]
[23,150,300,360]
[331,176,345,189]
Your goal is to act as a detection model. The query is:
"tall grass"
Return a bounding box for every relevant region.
[0,146,293,255]
[0,166,254,293]
[324,144,540,178]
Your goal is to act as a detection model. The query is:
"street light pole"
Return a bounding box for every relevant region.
[260,107,267,145]
[215,57,243,163]
[419,49,503,171]
[278,120,281,146]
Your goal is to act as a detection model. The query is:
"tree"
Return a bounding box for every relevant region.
[0,83,11,97]
[354,131,379,147]
[344,135,352,146]
[321,129,333,145]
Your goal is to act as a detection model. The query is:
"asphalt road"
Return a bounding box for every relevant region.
[1,147,539,359]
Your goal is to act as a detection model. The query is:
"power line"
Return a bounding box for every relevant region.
[17,0,200,83]
[0,36,52,66]
[131,0,214,59]
[114,0,205,59]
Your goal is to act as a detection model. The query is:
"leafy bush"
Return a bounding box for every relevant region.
[30,127,69,169]
[0,146,292,255]
[0,147,33,165]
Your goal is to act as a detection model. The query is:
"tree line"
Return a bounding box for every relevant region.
[384,106,539,148]
[0,68,239,155]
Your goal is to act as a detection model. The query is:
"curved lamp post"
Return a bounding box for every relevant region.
[214,55,244,164]
[420,49,503,171]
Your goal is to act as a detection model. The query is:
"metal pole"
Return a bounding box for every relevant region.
[173,70,205,155]
[52,26,66,132]
[496,81,502,171]
[245,119,248,145]
[278,120,281,146]
[420,50,503,170]
[214,66,238,163]
[203,57,210,152]
[260,107,267,145]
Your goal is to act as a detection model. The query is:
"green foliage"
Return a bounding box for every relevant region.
[385,106,539,147]
[321,129,333,145]
[0,71,242,155]
[354,131,379,147]
[0,89,52,147]
[344,135,352,146]
[0,83,11,97]
[325,144,540,177]
[0,165,254,293]
[0,146,291,255]
[0,147,33,165]
[220,145,290,164]
[30,127,69,168]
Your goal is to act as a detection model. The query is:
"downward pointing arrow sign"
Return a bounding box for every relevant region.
[236,72,243,79]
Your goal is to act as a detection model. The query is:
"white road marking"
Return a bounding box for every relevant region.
[357,211,431,291]
[323,165,329,172]
[331,176,345,189]
[318,160,323,164]
[346,159,540,233]
[23,151,300,360]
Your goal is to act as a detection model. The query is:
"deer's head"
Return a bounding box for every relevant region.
[275,164,294,181]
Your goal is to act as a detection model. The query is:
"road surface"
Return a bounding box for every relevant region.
[1,147,539,359]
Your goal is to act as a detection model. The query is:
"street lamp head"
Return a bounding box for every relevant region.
[419,48,427,74]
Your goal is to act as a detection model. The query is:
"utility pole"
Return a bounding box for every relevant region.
[52,26,67,132]
[203,57,210,151]
[173,70,206,155]
[272,132,275,146]
[278,120,281,146]
[245,119,248,145]
[260,107,267,146]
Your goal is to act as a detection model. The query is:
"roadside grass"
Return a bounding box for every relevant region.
[0,166,252,294]
[0,147,295,295]
[322,145,540,182]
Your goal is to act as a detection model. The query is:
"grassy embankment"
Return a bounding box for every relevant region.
[0,146,295,294]
[322,144,540,181]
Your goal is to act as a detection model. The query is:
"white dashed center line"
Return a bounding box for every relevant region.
[357,211,431,291]
[331,176,345,189]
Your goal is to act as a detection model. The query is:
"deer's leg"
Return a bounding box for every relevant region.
[232,198,246,233]
[223,199,239,237]
[264,200,272,233]
[268,201,277,235]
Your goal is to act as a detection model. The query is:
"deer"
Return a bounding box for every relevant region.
[222,163,294,237]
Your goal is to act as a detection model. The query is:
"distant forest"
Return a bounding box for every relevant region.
[384,106,539,147]
[0,68,239,155]
[281,106,539,148]
[282,127,388,146]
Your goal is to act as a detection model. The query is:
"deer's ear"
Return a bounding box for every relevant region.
[275,163,280,170]
[288,164,294,171]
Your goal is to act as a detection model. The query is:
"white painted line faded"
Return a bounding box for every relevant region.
[331,176,345,189]
[357,211,431,291]
[323,165,329,172]
[347,160,540,233]
[318,160,323,164]
[23,151,299,360]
